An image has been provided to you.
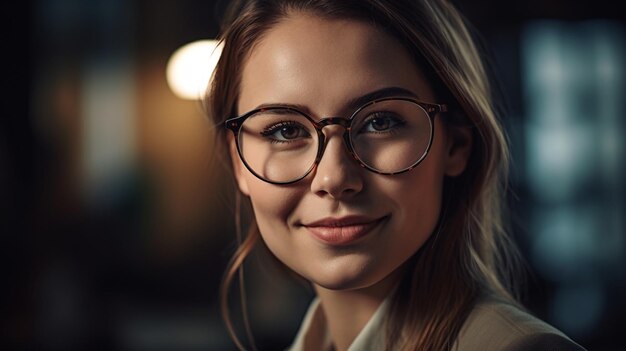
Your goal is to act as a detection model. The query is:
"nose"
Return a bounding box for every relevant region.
[310,127,364,199]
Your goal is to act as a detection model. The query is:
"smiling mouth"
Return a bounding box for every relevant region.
[302,216,388,246]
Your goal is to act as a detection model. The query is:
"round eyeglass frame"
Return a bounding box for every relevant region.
[224,96,448,185]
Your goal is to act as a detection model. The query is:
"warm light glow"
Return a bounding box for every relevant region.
[166,40,223,100]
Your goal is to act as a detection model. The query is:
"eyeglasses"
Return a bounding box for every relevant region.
[224,97,447,184]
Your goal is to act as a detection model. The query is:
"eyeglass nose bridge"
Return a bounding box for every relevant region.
[316,116,351,129]
[312,116,361,166]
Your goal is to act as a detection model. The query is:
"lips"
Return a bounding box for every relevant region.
[302,215,387,246]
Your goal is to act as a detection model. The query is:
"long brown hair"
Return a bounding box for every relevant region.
[207,1,522,350]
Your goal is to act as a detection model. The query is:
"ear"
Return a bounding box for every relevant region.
[444,124,473,177]
[228,134,251,196]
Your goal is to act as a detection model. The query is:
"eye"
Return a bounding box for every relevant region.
[359,113,405,133]
[261,121,311,142]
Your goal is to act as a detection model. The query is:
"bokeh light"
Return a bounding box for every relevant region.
[166,40,223,100]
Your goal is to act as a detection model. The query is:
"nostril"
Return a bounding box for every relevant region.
[310,143,365,199]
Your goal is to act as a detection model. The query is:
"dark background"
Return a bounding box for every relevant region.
[2,0,625,350]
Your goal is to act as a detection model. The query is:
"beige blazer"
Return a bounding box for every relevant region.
[453,299,586,351]
[288,297,586,351]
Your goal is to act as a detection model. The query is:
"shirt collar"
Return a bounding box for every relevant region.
[288,297,390,351]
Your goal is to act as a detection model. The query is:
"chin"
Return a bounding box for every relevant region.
[313,279,371,291]
[305,266,385,291]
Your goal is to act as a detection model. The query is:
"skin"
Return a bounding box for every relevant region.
[230,13,472,351]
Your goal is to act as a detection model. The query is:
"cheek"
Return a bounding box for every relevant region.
[246,180,301,223]
[244,177,304,247]
[407,156,446,213]
[388,169,444,234]
[384,140,448,247]
[405,173,444,240]
[245,180,312,280]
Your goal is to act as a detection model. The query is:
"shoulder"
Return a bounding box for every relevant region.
[454,298,587,351]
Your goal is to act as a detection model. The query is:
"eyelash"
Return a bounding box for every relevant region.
[260,121,309,143]
[359,113,406,134]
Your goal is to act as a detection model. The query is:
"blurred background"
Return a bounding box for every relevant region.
[2,0,624,350]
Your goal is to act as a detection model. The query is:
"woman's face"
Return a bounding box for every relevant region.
[231,13,471,291]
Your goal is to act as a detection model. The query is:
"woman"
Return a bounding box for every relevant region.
[207,0,586,350]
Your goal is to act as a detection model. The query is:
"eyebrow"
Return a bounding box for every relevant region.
[346,86,419,111]
[252,86,420,117]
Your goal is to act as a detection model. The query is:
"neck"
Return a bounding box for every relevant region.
[313,269,403,351]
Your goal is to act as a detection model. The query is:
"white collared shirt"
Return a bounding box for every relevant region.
[287,297,389,351]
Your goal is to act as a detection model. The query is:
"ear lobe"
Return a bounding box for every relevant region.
[228,134,251,196]
[444,124,473,177]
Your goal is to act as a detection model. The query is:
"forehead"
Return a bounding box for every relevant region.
[238,13,435,115]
